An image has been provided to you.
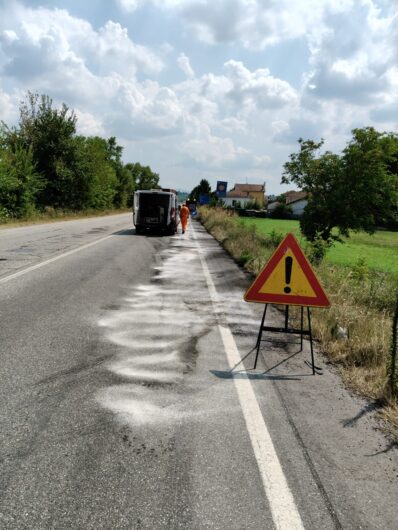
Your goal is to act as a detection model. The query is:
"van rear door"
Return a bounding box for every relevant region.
[139,192,170,227]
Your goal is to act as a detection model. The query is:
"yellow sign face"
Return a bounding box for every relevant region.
[258,248,316,297]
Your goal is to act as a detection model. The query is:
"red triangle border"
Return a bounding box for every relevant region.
[244,233,330,307]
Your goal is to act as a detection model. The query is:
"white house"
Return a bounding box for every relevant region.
[267,201,279,213]
[286,191,308,217]
[223,183,266,208]
[267,190,308,217]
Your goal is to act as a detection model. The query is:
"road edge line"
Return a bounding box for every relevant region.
[191,222,304,530]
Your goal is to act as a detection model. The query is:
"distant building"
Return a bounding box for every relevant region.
[223,183,266,208]
[285,191,308,217]
[267,200,280,214]
[267,190,308,217]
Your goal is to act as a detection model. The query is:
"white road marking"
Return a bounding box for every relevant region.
[192,223,305,530]
[0,227,130,285]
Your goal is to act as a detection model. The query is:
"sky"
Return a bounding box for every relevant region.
[0,0,397,194]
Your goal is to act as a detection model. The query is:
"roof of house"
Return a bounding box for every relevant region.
[233,183,265,192]
[285,190,307,204]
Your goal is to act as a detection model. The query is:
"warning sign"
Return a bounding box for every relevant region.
[244,233,330,307]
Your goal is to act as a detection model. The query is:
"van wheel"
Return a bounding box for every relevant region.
[135,226,142,235]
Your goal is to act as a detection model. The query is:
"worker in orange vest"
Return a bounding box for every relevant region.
[179,203,190,234]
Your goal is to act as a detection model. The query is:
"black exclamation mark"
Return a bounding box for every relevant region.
[284,256,293,293]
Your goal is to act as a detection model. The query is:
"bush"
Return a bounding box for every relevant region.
[269,202,293,219]
[0,142,42,218]
[244,199,261,210]
[351,257,369,282]
[263,229,284,249]
[306,237,330,265]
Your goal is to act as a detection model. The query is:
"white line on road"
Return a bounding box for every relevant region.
[192,224,304,530]
[0,227,130,285]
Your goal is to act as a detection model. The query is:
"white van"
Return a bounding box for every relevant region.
[133,189,178,235]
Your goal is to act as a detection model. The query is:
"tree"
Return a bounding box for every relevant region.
[282,128,398,243]
[77,136,118,210]
[283,139,346,242]
[0,91,164,217]
[189,179,212,202]
[0,133,42,219]
[17,92,81,209]
[105,137,133,208]
[342,128,398,232]
[125,162,160,191]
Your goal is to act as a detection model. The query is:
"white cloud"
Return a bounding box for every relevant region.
[94,21,163,76]
[302,1,396,104]
[183,133,243,166]
[116,0,141,12]
[0,4,163,84]
[177,53,195,78]
[219,117,247,133]
[223,60,298,110]
[103,79,185,140]
[75,109,105,136]
[173,60,298,127]
[0,87,18,124]
[174,0,353,50]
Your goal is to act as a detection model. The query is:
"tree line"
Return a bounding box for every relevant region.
[282,127,398,245]
[0,92,160,221]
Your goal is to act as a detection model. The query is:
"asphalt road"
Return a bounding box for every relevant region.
[0,213,397,529]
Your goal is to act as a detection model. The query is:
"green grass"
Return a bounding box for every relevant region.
[242,218,398,275]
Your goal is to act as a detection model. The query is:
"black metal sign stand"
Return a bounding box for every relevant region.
[254,304,318,375]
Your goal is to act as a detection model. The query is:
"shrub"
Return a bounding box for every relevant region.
[269,202,293,219]
[244,199,261,210]
[266,229,284,248]
[388,294,398,396]
[306,237,330,265]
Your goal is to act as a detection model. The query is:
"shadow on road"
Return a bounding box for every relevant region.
[113,228,175,237]
[341,399,385,428]
[228,343,312,376]
[210,370,301,381]
[112,228,135,236]
[365,439,397,456]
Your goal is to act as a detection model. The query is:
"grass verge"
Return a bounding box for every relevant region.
[0,208,131,229]
[200,207,398,437]
[241,217,398,275]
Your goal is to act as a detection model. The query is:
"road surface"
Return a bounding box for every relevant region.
[0,213,397,529]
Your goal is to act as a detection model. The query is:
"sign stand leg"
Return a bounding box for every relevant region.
[300,307,304,352]
[307,307,315,375]
[284,305,289,331]
[253,304,320,375]
[254,304,268,369]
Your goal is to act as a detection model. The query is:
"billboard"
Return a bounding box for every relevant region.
[216,181,228,198]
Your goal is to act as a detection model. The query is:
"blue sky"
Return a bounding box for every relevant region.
[0,0,397,194]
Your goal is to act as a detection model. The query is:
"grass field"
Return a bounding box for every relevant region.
[241,218,398,276]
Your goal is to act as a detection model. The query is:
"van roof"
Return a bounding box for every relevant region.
[135,189,176,195]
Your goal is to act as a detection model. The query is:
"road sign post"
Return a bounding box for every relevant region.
[244,233,330,374]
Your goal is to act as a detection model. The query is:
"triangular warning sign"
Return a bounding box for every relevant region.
[244,233,330,307]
